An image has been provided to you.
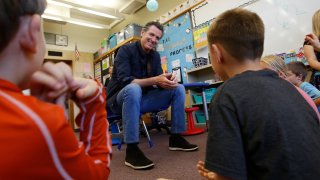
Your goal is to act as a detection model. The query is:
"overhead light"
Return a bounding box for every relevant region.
[77,8,118,19]
[146,0,158,12]
[43,12,109,29]
[66,20,105,29]
[47,0,73,8]
[42,14,64,21]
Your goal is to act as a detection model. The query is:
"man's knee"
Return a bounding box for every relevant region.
[124,83,142,98]
[175,84,185,95]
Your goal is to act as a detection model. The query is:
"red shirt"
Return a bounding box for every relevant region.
[0,79,111,179]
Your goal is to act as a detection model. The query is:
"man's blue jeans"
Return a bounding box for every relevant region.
[113,83,186,143]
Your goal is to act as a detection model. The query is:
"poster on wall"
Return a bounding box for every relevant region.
[94,62,102,82]
[102,57,109,70]
[193,22,210,49]
[157,12,195,83]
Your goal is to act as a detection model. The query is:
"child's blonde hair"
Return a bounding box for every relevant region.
[261,55,287,77]
[312,9,320,38]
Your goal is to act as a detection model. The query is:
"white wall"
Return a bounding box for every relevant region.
[43,21,108,53]
[192,0,320,57]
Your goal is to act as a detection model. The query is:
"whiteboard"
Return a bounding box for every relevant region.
[192,0,320,55]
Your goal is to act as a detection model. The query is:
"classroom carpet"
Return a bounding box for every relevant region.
[108,126,207,180]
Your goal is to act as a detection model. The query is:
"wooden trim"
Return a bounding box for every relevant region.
[187,64,213,73]
[94,36,140,63]
[162,0,206,25]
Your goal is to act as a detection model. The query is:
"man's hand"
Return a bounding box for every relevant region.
[305,34,320,52]
[155,73,178,89]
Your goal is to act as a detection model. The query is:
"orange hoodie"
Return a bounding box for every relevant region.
[0,79,111,179]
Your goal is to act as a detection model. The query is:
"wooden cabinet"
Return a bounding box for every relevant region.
[187,64,214,83]
[186,63,223,124]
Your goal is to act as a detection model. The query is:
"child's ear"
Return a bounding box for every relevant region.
[19,15,41,54]
[297,73,303,81]
[279,72,286,79]
[211,44,223,64]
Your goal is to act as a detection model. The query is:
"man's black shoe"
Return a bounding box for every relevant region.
[169,134,198,151]
[125,145,154,170]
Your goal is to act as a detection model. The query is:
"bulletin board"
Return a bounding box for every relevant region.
[191,0,320,55]
[157,12,195,83]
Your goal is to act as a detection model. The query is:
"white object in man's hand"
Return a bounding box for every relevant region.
[155,73,178,89]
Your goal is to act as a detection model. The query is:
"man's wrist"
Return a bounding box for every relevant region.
[315,44,320,52]
[153,76,158,86]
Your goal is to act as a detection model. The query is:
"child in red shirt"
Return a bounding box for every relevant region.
[0,0,111,179]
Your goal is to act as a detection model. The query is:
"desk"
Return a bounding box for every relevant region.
[183,81,223,129]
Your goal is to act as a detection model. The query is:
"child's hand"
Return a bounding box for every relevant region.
[30,62,75,107]
[305,34,320,52]
[197,161,233,180]
[197,161,217,179]
[69,77,99,101]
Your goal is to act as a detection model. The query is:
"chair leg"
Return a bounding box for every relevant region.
[141,120,153,148]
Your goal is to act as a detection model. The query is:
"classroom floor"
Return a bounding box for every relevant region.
[108,126,207,180]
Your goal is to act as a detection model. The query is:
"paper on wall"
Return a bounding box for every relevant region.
[83,63,91,73]
[157,44,164,52]
[171,59,180,68]
[186,54,193,62]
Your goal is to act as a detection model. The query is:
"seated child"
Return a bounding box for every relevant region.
[260,55,288,78]
[197,8,320,180]
[286,61,320,111]
[0,0,111,178]
[261,55,320,116]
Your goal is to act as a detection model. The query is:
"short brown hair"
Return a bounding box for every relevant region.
[0,0,47,53]
[143,21,164,34]
[207,8,265,61]
[286,61,308,81]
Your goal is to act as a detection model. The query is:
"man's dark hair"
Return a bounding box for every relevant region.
[143,21,164,34]
[0,0,47,53]
[286,61,308,81]
[207,8,265,61]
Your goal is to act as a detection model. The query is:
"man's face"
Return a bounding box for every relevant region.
[140,25,162,52]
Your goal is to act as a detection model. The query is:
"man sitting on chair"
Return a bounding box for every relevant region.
[106,21,198,170]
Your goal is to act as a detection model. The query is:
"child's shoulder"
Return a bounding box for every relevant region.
[300,81,319,90]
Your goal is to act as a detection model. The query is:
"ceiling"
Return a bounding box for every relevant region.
[43,0,146,29]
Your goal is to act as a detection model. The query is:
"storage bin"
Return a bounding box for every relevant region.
[192,94,202,104]
[124,24,142,39]
[108,33,117,49]
[192,57,208,68]
[195,111,205,124]
[93,50,100,59]
[205,88,217,102]
[117,30,125,44]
